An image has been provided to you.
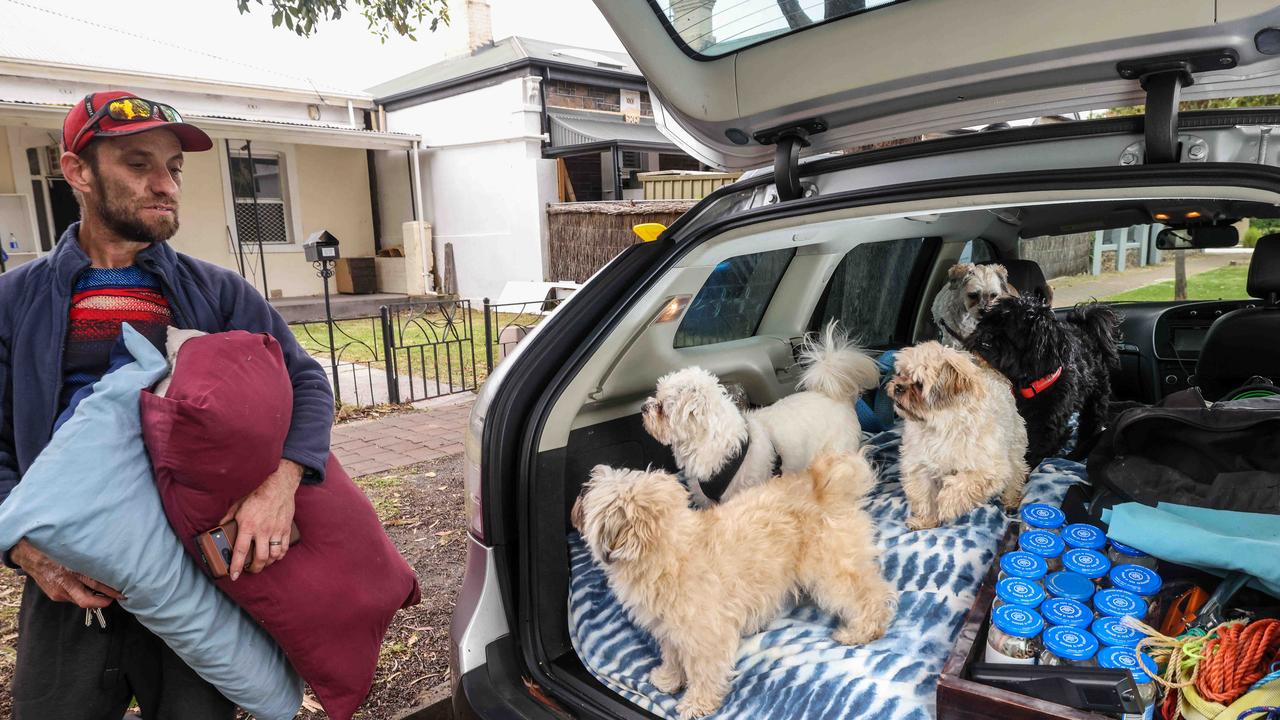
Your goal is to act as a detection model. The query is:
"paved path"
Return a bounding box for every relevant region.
[332,394,474,477]
[1052,250,1250,306]
[315,356,464,408]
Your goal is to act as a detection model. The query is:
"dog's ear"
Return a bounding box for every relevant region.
[947,263,975,284]
[598,496,662,563]
[991,264,1021,298]
[931,352,978,404]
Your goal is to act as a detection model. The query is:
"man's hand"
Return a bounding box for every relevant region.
[10,539,122,608]
[222,458,303,580]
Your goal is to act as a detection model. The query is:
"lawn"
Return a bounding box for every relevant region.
[290,305,550,389]
[1101,263,1250,302]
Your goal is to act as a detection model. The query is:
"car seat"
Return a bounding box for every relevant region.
[1196,234,1280,400]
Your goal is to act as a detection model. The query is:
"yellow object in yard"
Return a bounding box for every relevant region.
[632,223,666,242]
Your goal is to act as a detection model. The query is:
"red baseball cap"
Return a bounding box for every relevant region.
[62,90,213,155]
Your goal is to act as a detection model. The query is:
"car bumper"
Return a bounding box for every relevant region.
[453,636,559,720]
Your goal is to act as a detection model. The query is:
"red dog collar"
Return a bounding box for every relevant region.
[1017,366,1063,399]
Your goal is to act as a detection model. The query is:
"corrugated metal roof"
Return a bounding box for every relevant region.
[0,0,366,99]
[368,35,640,101]
[548,108,672,148]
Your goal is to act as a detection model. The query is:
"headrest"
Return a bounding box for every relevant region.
[981,259,1051,303]
[1248,234,1280,300]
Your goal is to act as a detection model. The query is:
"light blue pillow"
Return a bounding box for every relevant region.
[0,324,301,720]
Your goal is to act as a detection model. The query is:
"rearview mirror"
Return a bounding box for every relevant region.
[1155,225,1239,250]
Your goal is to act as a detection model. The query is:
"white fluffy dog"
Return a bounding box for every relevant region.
[641,322,879,506]
[889,341,1028,529]
[571,452,896,719]
[930,263,1018,348]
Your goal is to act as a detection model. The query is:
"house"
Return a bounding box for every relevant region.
[370,9,700,300]
[0,0,431,300]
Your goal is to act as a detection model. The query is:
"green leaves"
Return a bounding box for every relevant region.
[235,0,450,40]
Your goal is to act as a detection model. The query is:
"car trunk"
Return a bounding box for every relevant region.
[470,110,1280,719]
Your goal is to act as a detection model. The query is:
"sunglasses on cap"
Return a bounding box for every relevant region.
[69,94,185,154]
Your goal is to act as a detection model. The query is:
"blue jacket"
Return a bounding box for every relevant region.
[0,223,333,506]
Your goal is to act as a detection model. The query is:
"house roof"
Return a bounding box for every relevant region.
[369,36,641,104]
[0,0,369,102]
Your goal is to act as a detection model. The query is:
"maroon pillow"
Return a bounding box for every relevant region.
[140,331,420,720]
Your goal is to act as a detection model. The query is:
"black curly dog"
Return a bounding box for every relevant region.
[965,296,1121,465]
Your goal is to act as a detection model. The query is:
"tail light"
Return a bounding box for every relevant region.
[463,404,486,542]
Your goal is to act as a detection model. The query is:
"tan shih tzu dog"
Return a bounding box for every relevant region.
[889,342,1028,530]
[930,263,1018,349]
[572,452,896,719]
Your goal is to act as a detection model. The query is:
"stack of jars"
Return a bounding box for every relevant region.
[985,506,1164,718]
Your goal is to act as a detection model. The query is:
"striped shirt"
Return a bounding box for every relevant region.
[60,266,171,411]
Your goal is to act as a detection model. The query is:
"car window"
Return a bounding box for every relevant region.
[959,238,997,263]
[648,0,908,58]
[810,237,932,347]
[674,248,796,348]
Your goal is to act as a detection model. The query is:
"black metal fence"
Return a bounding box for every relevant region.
[380,298,479,404]
[482,297,566,373]
[290,296,563,409]
[289,316,387,408]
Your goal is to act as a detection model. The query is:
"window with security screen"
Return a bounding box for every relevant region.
[229,152,291,244]
[674,247,796,348]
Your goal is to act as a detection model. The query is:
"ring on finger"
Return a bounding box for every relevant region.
[268,539,283,547]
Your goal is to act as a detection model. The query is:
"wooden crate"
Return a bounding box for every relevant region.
[936,526,1111,720]
[335,257,377,295]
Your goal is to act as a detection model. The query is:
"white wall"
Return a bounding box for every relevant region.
[386,75,552,300]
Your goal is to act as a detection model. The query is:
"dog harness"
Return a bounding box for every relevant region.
[1017,366,1063,399]
[692,438,782,504]
[937,319,968,345]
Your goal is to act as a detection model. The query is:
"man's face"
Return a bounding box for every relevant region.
[80,130,185,244]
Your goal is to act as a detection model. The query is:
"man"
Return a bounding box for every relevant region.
[0,91,334,718]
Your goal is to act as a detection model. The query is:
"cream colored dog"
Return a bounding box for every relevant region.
[889,341,1028,529]
[571,452,896,719]
[641,321,880,506]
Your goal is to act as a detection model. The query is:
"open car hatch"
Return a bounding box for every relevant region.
[594,0,1280,170]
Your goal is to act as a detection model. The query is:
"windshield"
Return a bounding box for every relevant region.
[648,0,907,58]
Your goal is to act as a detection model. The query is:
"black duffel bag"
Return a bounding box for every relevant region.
[1086,386,1280,517]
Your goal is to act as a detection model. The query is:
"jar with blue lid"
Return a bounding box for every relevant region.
[1092,616,1143,648]
[985,605,1044,664]
[1062,523,1107,551]
[999,551,1048,584]
[1110,564,1163,598]
[1039,625,1100,666]
[1062,548,1111,583]
[1045,570,1096,603]
[1020,503,1066,534]
[993,577,1046,611]
[1094,588,1149,620]
[1108,540,1159,571]
[1097,646,1158,713]
[1019,529,1065,572]
[1040,597,1093,628]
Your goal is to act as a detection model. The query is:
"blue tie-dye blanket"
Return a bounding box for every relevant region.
[568,428,1086,720]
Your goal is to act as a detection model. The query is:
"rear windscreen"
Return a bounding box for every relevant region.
[649,0,908,58]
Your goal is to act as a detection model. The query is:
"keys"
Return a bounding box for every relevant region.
[83,607,107,629]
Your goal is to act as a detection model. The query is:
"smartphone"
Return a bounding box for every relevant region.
[195,521,302,579]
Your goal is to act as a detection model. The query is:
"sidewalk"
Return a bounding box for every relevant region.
[1051,249,1249,306]
[331,394,474,477]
